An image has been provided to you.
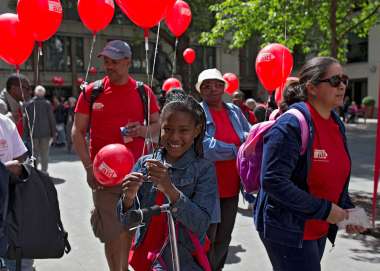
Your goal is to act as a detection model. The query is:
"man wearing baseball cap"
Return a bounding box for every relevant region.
[197,68,251,271]
[72,40,160,271]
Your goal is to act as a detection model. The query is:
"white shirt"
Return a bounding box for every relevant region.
[0,114,27,163]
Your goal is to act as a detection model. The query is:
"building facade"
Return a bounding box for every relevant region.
[0,0,239,99]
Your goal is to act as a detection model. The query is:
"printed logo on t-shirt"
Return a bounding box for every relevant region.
[313,149,328,161]
[92,102,104,111]
[0,139,8,151]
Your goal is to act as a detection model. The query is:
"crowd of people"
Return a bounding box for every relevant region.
[0,39,368,271]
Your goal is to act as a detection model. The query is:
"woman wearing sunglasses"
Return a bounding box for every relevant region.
[254,56,366,271]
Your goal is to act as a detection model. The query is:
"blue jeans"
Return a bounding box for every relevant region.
[259,233,327,271]
[3,258,34,271]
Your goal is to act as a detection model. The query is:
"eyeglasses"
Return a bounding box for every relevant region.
[317,75,349,87]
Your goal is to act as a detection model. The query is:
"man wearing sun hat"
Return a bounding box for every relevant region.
[72,40,160,271]
[197,68,251,271]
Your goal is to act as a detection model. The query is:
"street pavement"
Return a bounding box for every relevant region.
[34,118,379,271]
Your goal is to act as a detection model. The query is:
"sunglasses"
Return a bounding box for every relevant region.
[317,74,349,87]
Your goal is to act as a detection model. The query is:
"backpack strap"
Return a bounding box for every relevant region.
[136,81,149,126]
[284,108,309,155]
[86,80,104,130]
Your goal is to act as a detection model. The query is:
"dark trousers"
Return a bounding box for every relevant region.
[207,195,239,271]
[260,233,327,271]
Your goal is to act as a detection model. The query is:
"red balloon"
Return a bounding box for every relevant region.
[223,73,239,95]
[78,0,115,34]
[76,77,85,86]
[274,76,299,105]
[165,0,192,38]
[255,43,293,92]
[116,0,175,30]
[183,48,196,64]
[162,78,182,92]
[93,144,135,187]
[0,13,35,66]
[89,66,97,75]
[17,0,62,42]
[52,76,64,86]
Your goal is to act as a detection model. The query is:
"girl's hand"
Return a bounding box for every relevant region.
[122,172,144,201]
[326,203,348,224]
[346,224,366,234]
[146,159,180,203]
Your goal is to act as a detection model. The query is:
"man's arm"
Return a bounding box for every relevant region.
[147,112,160,137]
[71,112,91,169]
[72,112,100,190]
[126,112,160,139]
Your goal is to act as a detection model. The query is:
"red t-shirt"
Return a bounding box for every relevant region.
[129,192,167,270]
[75,76,160,161]
[303,103,350,240]
[210,107,241,198]
[240,104,257,125]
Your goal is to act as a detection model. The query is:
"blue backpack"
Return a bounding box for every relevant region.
[237,108,309,194]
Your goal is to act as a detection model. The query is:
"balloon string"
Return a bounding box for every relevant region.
[36,42,43,84]
[142,29,155,157]
[16,69,36,165]
[150,22,161,88]
[172,38,178,77]
[144,33,150,84]
[84,34,97,86]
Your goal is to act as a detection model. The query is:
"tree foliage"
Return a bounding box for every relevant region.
[200,0,380,61]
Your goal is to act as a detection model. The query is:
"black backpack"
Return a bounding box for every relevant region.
[88,80,149,126]
[0,162,71,271]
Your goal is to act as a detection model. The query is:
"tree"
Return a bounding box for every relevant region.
[199,0,380,61]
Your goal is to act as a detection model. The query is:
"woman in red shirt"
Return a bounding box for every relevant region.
[255,57,367,271]
[197,69,251,271]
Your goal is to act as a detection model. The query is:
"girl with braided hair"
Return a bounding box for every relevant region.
[117,90,217,270]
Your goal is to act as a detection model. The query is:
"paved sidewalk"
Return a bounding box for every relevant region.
[33,119,380,270]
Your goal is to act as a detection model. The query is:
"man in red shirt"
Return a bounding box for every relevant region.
[232,90,257,124]
[72,40,160,271]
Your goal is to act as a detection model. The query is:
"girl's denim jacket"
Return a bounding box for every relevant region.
[254,102,354,248]
[117,147,217,270]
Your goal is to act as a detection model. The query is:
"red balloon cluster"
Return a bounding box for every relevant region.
[78,0,115,34]
[223,73,239,95]
[0,1,64,67]
[17,0,63,42]
[93,144,135,187]
[89,66,97,75]
[0,13,35,66]
[255,43,293,93]
[183,48,196,64]
[116,0,175,31]
[162,78,182,92]
[166,0,192,38]
[52,76,64,86]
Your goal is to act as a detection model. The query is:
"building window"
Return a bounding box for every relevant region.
[75,37,84,71]
[346,33,368,63]
[45,36,72,71]
[346,78,368,106]
[63,0,80,21]
[192,46,216,77]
